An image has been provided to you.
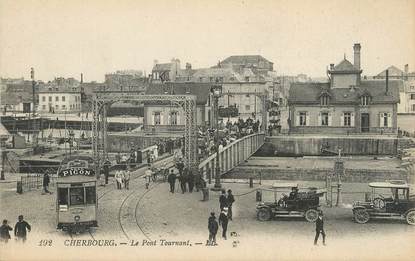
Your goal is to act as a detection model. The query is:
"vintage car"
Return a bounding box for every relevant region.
[352,180,415,225]
[256,183,326,222]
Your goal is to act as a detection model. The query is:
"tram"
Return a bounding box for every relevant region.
[56,156,98,233]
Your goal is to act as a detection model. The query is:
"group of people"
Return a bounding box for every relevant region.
[207,189,235,246]
[114,170,131,190]
[166,161,206,194]
[0,215,31,244]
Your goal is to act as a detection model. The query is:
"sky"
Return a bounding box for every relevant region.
[0,0,414,82]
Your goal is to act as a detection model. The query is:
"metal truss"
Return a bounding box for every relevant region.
[92,92,197,176]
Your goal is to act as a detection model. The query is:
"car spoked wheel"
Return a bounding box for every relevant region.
[305,209,319,222]
[354,209,370,224]
[257,209,271,221]
[405,210,415,225]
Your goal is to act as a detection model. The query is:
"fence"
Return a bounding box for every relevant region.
[20,174,58,191]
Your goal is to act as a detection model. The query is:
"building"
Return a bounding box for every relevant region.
[151,59,181,83]
[219,55,274,75]
[288,43,401,134]
[37,78,82,113]
[0,80,36,113]
[105,70,147,92]
[144,82,212,133]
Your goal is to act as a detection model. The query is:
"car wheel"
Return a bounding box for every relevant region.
[373,198,385,209]
[405,210,415,225]
[305,209,319,222]
[354,209,370,224]
[257,208,271,221]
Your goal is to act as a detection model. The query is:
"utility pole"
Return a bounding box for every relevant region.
[30,68,38,147]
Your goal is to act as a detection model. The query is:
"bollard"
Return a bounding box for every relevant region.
[249,177,253,188]
[256,190,262,202]
[16,181,23,194]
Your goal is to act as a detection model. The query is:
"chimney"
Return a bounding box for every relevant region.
[353,43,361,71]
[385,69,389,95]
[80,73,83,83]
[186,63,192,70]
[153,59,158,66]
[404,64,409,73]
[330,64,334,70]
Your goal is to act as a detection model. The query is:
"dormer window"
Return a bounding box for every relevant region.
[321,95,329,106]
[361,95,370,106]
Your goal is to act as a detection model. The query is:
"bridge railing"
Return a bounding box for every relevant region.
[198,133,265,182]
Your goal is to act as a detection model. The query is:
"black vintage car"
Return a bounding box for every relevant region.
[256,183,326,222]
[353,180,415,225]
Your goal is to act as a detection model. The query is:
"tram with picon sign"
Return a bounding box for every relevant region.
[56,156,97,233]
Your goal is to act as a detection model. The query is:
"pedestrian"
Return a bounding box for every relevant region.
[178,174,186,194]
[144,166,152,189]
[42,172,51,194]
[227,189,235,221]
[188,170,195,193]
[115,171,122,189]
[167,169,176,193]
[314,210,326,246]
[103,159,111,185]
[219,207,229,240]
[207,212,218,246]
[0,219,12,243]
[14,215,31,243]
[176,159,184,175]
[219,189,227,210]
[123,170,130,190]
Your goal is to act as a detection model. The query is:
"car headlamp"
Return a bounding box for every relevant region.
[74,215,80,222]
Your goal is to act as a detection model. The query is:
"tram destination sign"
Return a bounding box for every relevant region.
[59,168,95,177]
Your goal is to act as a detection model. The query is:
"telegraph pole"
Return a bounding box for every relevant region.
[30,68,38,147]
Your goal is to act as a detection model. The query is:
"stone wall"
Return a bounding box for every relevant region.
[256,136,398,156]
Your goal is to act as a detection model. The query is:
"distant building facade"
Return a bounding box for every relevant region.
[288,43,400,134]
[0,80,36,113]
[105,70,147,92]
[37,78,82,113]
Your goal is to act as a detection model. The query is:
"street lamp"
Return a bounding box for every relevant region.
[210,82,222,191]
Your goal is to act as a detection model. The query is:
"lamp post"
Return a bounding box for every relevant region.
[69,130,75,156]
[211,83,222,191]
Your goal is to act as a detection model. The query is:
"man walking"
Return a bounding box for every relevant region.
[14,215,31,243]
[227,189,235,221]
[219,207,229,240]
[314,210,326,246]
[123,170,130,190]
[103,158,111,185]
[42,173,51,194]
[207,212,218,246]
[0,219,13,243]
[167,169,176,193]
[179,173,187,194]
[144,166,152,189]
[219,189,227,210]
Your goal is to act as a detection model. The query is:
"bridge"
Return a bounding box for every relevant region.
[199,133,265,181]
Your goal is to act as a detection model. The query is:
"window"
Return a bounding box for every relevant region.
[380,112,390,127]
[245,76,250,82]
[42,96,46,102]
[49,96,52,102]
[299,112,307,126]
[170,111,178,125]
[361,95,370,106]
[154,112,161,125]
[412,104,415,112]
[321,112,329,126]
[85,187,96,204]
[62,96,65,102]
[344,112,351,126]
[411,94,415,100]
[245,105,251,111]
[70,187,84,206]
[62,105,66,109]
[246,94,250,98]
[42,105,46,110]
[321,95,329,106]
[55,96,59,102]
[58,188,68,205]
[55,105,59,109]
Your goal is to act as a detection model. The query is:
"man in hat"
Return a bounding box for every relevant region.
[219,207,229,240]
[42,172,51,194]
[314,210,326,246]
[0,219,13,243]
[14,215,31,242]
[167,169,177,193]
[227,189,235,221]
[207,212,218,246]
[219,189,227,210]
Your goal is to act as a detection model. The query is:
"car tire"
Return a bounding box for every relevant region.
[405,210,415,225]
[354,209,370,224]
[257,208,271,221]
[305,209,319,222]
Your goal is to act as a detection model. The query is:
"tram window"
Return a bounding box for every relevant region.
[70,187,85,206]
[58,188,68,205]
[85,186,96,204]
